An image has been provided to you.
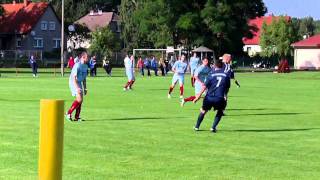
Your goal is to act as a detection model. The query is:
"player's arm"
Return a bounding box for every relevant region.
[171,63,176,73]
[73,74,81,94]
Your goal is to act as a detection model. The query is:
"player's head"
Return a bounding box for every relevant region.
[202,57,209,66]
[130,55,134,60]
[180,54,185,61]
[222,54,232,64]
[214,59,223,69]
[80,52,88,63]
[193,52,197,57]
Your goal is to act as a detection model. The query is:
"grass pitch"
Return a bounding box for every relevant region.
[0,69,320,179]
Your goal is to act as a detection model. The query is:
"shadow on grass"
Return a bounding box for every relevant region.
[225,128,319,133]
[227,108,278,111]
[226,112,306,116]
[0,98,38,102]
[86,116,187,122]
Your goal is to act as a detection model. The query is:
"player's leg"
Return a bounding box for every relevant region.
[211,99,227,132]
[129,74,135,89]
[179,75,184,98]
[66,90,83,121]
[194,98,211,130]
[124,70,131,90]
[168,75,178,98]
[74,93,84,121]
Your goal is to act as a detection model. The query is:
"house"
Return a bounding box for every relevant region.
[67,10,121,50]
[291,34,320,70]
[242,15,290,56]
[0,0,63,52]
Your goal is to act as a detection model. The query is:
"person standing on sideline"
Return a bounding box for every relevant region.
[65,52,89,122]
[102,57,112,76]
[123,55,135,90]
[151,56,158,76]
[89,56,97,77]
[29,55,38,77]
[67,56,75,69]
[181,57,211,106]
[144,56,151,77]
[164,58,169,74]
[168,55,188,99]
[159,57,166,76]
[189,52,200,87]
[137,56,144,76]
[193,60,230,133]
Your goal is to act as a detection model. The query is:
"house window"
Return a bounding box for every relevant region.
[34,38,44,48]
[16,38,22,47]
[53,38,61,48]
[41,21,48,30]
[49,21,56,31]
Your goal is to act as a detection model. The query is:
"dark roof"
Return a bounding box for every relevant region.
[75,12,119,32]
[291,34,320,48]
[0,2,49,34]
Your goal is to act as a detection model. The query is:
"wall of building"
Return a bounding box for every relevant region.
[22,6,63,52]
[294,48,320,69]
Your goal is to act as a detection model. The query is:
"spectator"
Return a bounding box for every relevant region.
[144,56,151,76]
[164,58,170,74]
[89,56,97,77]
[102,57,112,76]
[159,57,166,76]
[29,55,38,77]
[151,56,158,76]
[67,56,75,69]
[137,56,144,76]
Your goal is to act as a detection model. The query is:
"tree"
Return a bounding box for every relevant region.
[260,16,295,58]
[89,26,120,58]
[67,23,91,51]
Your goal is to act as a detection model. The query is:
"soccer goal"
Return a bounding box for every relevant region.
[133,47,182,62]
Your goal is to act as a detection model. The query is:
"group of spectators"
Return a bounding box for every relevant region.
[67,54,112,77]
[136,55,173,77]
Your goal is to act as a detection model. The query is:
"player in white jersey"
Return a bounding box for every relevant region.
[181,57,211,106]
[168,55,188,99]
[66,52,89,121]
[123,55,135,90]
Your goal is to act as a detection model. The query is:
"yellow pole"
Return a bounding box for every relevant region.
[39,99,64,180]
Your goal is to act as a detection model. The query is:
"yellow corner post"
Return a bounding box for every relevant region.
[39,99,64,180]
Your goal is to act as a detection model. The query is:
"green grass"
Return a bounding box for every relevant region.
[0,68,320,179]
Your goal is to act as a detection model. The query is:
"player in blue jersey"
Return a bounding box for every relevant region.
[66,52,89,121]
[181,57,211,106]
[168,54,188,99]
[222,54,240,88]
[123,55,135,90]
[193,60,230,133]
[189,52,200,87]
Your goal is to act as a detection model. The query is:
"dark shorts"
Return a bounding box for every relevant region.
[202,97,226,111]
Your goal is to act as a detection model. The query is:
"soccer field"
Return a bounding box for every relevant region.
[0,69,319,179]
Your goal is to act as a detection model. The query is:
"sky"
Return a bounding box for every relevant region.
[264,0,320,20]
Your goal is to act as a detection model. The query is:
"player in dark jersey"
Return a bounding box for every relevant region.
[193,60,230,133]
[222,54,240,88]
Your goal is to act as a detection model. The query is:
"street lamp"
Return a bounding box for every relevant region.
[60,0,64,76]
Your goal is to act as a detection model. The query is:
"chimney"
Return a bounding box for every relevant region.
[24,0,30,7]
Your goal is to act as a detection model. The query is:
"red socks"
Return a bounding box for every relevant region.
[129,80,135,88]
[180,86,184,96]
[68,100,80,115]
[184,96,196,102]
[168,86,174,94]
[124,81,130,88]
[75,103,82,119]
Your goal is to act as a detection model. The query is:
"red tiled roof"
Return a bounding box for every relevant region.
[243,16,290,45]
[76,12,119,32]
[0,2,49,34]
[291,34,320,48]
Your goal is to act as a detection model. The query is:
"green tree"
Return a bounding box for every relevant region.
[89,26,120,58]
[260,16,295,58]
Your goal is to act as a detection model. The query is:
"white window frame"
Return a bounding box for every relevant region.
[16,38,22,47]
[34,38,44,48]
[41,21,48,30]
[53,38,61,48]
[49,21,56,31]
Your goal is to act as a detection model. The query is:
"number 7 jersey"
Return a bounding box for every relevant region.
[205,69,231,99]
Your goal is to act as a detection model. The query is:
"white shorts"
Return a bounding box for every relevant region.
[126,69,135,81]
[172,74,184,86]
